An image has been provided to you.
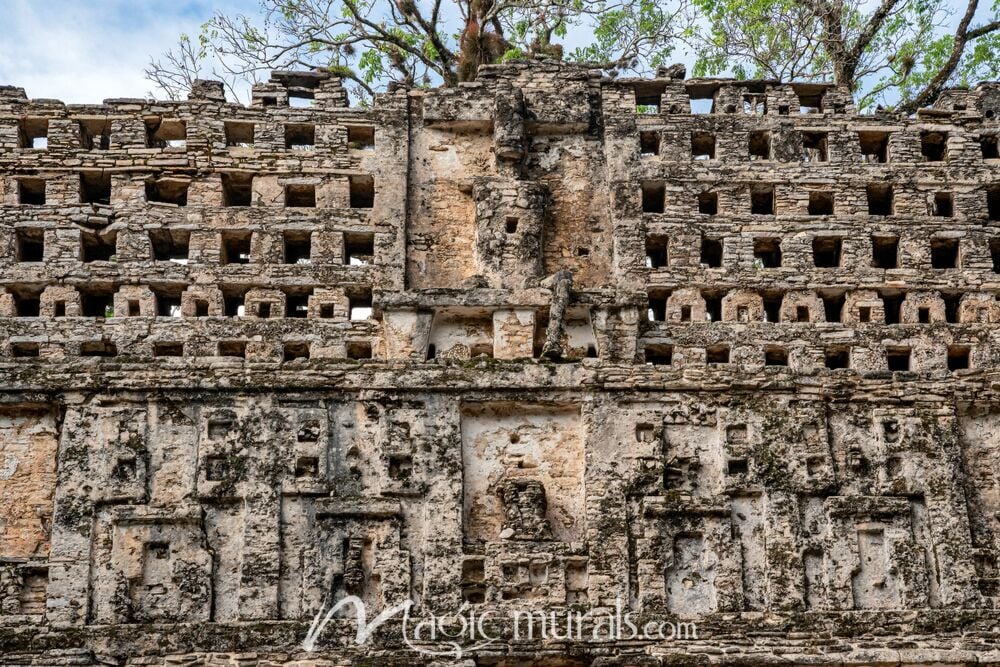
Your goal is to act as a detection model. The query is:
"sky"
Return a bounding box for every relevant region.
[0,0,254,103]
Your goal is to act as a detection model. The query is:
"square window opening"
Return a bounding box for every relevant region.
[872,235,899,268]
[812,236,841,267]
[749,130,770,160]
[930,237,960,269]
[820,291,845,322]
[808,191,834,215]
[149,229,190,263]
[948,345,970,371]
[19,118,48,149]
[886,347,911,372]
[802,132,828,162]
[345,232,375,265]
[81,231,117,262]
[646,290,668,321]
[703,291,723,322]
[641,181,665,213]
[286,292,310,318]
[691,132,715,160]
[349,175,375,208]
[349,293,373,320]
[645,235,668,268]
[706,344,730,365]
[283,230,312,264]
[285,124,316,150]
[145,178,189,206]
[347,341,373,359]
[79,118,110,150]
[933,192,953,217]
[989,185,1000,221]
[701,236,723,267]
[825,347,850,369]
[285,183,316,208]
[639,131,660,156]
[283,342,311,361]
[218,341,247,358]
[347,125,375,149]
[222,172,254,207]
[221,231,252,265]
[881,293,903,324]
[867,184,893,215]
[859,131,890,163]
[154,342,184,357]
[224,121,255,147]
[765,346,788,366]
[16,228,44,262]
[698,191,718,215]
[921,131,947,162]
[18,178,45,206]
[981,135,999,160]
[644,343,673,365]
[146,118,187,148]
[754,237,782,267]
[751,185,775,215]
[80,340,117,357]
[80,172,111,205]
[11,342,40,358]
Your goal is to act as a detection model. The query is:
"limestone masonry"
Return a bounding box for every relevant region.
[1,60,1000,665]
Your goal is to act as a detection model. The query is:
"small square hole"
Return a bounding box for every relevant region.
[921,131,947,162]
[750,185,774,214]
[146,178,189,206]
[886,347,911,372]
[505,218,518,233]
[727,458,748,475]
[16,228,44,262]
[150,229,190,262]
[917,306,930,324]
[349,293,373,320]
[645,235,668,268]
[825,347,849,369]
[930,237,959,269]
[749,131,770,160]
[867,184,893,215]
[808,191,834,215]
[154,342,184,357]
[640,131,660,155]
[80,118,110,150]
[872,236,899,268]
[19,178,45,205]
[859,131,889,163]
[932,192,953,217]
[225,121,255,147]
[80,172,111,204]
[11,342,39,358]
[706,344,730,364]
[347,341,372,359]
[283,342,310,361]
[80,340,117,357]
[698,191,718,215]
[81,231,117,262]
[128,300,141,317]
[349,175,375,208]
[641,181,665,213]
[285,184,316,208]
[691,132,715,160]
[701,236,723,267]
[347,125,375,150]
[644,344,672,365]
[981,135,999,160]
[285,124,316,150]
[221,231,252,264]
[948,345,970,371]
[754,237,782,267]
[812,237,841,267]
[796,305,810,322]
[283,230,312,264]
[345,232,375,265]
[295,456,320,478]
[218,341,247,358]
[19,118,48,149]
[222,173,254,207]
[765,346,788,366]
[802,132,828,162]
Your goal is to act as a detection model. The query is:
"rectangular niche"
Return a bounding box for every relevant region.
[461,402,584,543]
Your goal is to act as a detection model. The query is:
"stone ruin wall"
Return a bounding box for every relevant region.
[0,61,999,665]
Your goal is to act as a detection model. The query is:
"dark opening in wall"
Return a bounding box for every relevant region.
[762,291,783,322]
[797,90,824,113]
[349,291,373,320]
[347,125,375,150]
[918,306,930,323]
[224,121,255,147]
[128,300,141,316]
[285,183,316,208]
[53,301,65,317]
[193,299,209,317]
[809,191,834,215]
[802,132,828,162]
[80,289,114,318]
[706,344,730,364]
[820,290,845,322]
[285,124,315,150]
[982,135,999,159]
[932,191,953,217]
[698,191,718,215]
[886,347,911,371]
[991,238,1000,272]
[942,292,961,323]
[639,131,660,156]
[754,237,782,267]
[283,230,312,264]
[748,130,770,160]
[347,340,373,359]
[859,131,889,163]
[153,287,183,317]
[295,456,319,478]
[18,178,45,205]
[221,231,252,264]
[920,131,947,162]
[505,217,518,233]
[796,305,810,322]
[11,342,40,358]
[80,171,111,204]
[146,118,186,149]
[948,345,970,371]
[19,118,48,149]
[80,339,117,357]
[218,341,247,358]
[700,236,723,267]
[859,305,873,322]
[150,229,190,262]
[13,289,40,317]
[349,175,375,208]
[702,290,723,321]
[813,236,842,267]
[691,132,716,160]
[743,94,766,115]
[680,305,692,321]
[644,343,673,365]
[79,118,110,150]
[930,237,960,268]
[646,290,668,321]
[81,231,117,262]
[283,342,311,361]
[222,287,247,317]
[16,228,44,262]
[825,346,850,369]
[881,292,903,324]
[633,84,664,113]
[222,172,254,207]
[988,185,1000,221]
[345,232,375,265]
[285,291,311,318]
[641,181,665,213]
[765,346,788,366]
[645,235,668,268]
[154,342,184,357]
[872,235,899,268]
[751,185,775,214]
[727,458,748,475]
[146,178,189,206]
[867,184,893,215]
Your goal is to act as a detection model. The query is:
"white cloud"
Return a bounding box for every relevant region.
[0,0,251,103]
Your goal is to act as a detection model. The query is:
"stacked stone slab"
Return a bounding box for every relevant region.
[0,60,1000,665]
